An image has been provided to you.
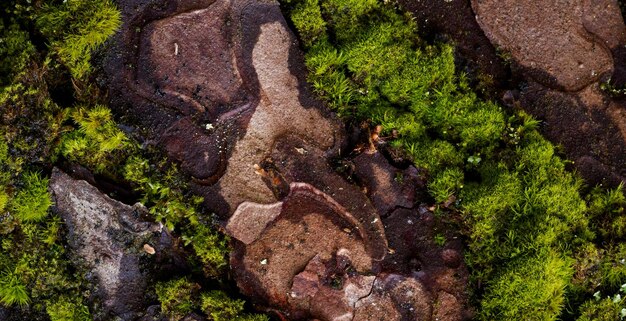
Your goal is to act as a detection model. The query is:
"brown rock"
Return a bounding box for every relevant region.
[104,0,472,319]
[228,183,384,318]
[442,249,462,269]
[353,151,427,217]
[472,0,613,91]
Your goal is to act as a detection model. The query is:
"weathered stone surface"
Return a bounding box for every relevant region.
[105,0,471,319]
[473,0,614,92]
[353,151,427,217]
[106,0,342,218]
[50,168,173,320]
[228,183,380,318]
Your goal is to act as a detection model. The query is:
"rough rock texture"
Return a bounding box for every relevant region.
[50,168,180,320]
[104,0,471,319]
[474,0,613,92]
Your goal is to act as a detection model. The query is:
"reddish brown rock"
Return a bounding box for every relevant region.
[227,183,383,317]
[104,0,471,319]
[353,151,427,217]
[473,0,613,92]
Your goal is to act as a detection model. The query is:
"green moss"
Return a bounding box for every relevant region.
[46,296,91,321]
[183,224,229,276]
[36,0,121,80]
[480,252,573,320]
[0,271,30,307]
[201,291,269,321]
[155,277,201,320]
[577,297,624,321]
[124,156,201,231]
[0,22,36,86]
[290,0,327,48]
[59,105,131,174]
[428,167,464,203]
[12,172,51,222]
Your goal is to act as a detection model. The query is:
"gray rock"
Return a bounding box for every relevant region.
[50,168,165,320]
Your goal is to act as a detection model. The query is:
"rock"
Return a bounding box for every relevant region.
[353,151,427,217]
[227,183,383,318]
[106,0,342,218]
[50,168,178,320]
[473,0,613,91]
[104,0,471,319]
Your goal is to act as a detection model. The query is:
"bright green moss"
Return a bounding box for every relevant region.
[291,0,327,48]
[577,297,624,321]
[0,271,29,307]
[59,105,131,173]
[480,252,573,320]
[124,156,202,231]
[183,225,229,276]
[428,167,464,203]
[12,171,51,222]
[201,291,269,321]
[37,0,121,79]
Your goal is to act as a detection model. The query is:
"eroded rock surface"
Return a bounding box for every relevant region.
[474,0,613,91]
[105,0,471,319]
[50,169,177,320]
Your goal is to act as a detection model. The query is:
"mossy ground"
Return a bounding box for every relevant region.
[0,0,250,319]
[280,0,626,319]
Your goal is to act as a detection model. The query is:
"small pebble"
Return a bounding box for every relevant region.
[143,244,156,255]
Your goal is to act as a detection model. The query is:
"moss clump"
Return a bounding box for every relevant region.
[58,105,131,174]
[36,0,121,80]
[201,290,269,321]
[0,271,29,307]
[155,277,201,320]
[11,172,51,222]
[479,251,573,320]
[46,296,91,321]
[0,22,36,86]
